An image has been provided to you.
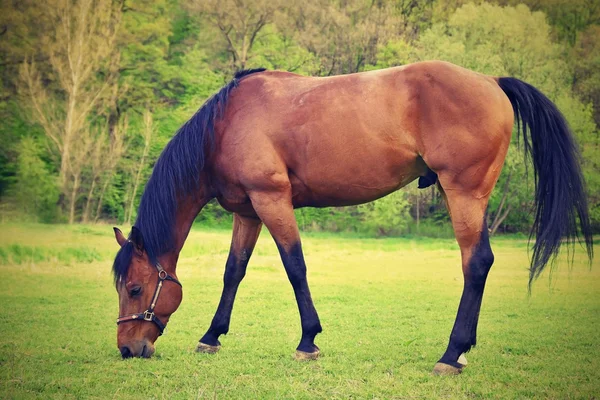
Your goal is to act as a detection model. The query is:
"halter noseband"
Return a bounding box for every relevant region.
[116,262,181,336]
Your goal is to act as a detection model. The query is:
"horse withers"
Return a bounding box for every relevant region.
[111,61,593,374]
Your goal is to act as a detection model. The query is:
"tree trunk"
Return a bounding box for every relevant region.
[69,174,81,224]
[489,171,512,236]
[127,162,147,224]
[61,78,79,194]
[490,206,511,236]
[59,142,70,191]
[416,191,420,233]
[127,110,153,224]
[82,179,97,223]
[94,179,110,223]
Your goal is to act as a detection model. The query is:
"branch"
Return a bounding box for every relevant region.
[74,79,112,129]
[248,13,269,50]
[0,55,49,67]
[216,20,241,63]
[490,170,512,232]
[20,63,63,152]
[490,205,511,236]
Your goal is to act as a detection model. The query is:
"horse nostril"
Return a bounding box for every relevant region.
[120,346,133,358]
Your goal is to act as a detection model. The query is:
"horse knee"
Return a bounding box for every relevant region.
[223,269,245,287]
[467,243,494,285]
[223,252,249,286]
[278,242,308,288]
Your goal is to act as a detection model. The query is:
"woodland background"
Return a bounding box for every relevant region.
[1,0,599,236]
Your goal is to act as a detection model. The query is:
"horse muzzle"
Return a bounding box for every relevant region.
[120,340,155,359]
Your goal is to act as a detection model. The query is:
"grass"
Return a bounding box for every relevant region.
[0,223,598,399]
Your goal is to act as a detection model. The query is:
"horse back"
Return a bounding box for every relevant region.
[211,61,513,211]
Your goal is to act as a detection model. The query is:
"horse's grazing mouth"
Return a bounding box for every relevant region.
[120,343,155,359]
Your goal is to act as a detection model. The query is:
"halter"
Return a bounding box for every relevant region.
[116,262,181,336]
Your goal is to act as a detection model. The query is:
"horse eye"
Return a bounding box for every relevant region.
[130,286,142,297]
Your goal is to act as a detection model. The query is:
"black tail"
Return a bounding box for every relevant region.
[497,77,593,286]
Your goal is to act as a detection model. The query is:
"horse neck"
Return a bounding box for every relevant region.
[158,191,212,274]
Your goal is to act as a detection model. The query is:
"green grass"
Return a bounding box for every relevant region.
[0,223,598,399]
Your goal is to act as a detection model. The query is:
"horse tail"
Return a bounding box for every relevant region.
[497,77,593,286]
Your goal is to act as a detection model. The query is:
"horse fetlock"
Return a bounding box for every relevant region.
[297,336,320,352]
[302,320,322,336]
[199,331,222,347]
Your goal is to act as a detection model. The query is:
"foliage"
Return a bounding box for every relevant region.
[5,138,60,222]
[406,2,600,233]
[572,25,600,127]
[357,190,411,236]
[1,0,598,235]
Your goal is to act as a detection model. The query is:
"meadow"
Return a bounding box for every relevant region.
[0,223,598,399]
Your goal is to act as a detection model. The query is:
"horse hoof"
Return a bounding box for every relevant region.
[196,342,221,354]
[458,353,468,366]
[432,362,463,376]
[294,349,320,360]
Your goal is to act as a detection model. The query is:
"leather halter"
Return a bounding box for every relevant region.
[116,262,181,336]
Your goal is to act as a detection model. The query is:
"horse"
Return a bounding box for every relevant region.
[111,60,593,375]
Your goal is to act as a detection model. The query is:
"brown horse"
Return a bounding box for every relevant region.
[112,61,592,374]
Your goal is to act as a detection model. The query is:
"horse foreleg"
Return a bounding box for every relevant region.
[248,186,322,360]
[197,214,262,353]
[433,189,495,375]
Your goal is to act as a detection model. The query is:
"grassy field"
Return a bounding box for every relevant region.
[0,223,598,399]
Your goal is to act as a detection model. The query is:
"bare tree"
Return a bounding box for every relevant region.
[489,170,513,236]
[66,127,95,224]
[187,0,282,71]
[81,127,107,223]
[281,0,401,76]
[126,109,153,225]
[94,113,128,222]
[18,0,121,202]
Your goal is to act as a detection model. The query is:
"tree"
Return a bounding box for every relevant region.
[494,0,600,46]
[117,0,183,108]
[186,0,283,72]
[282,0,404,76]
[93,113,128,222]
[81,128,106,223]
[408,2,599,233]
[572,26,600,127]
[66,127,94,224]
[126,110,153,225]
[7,137,60,222]
[358,190,411,236]
[18,0,121,211]
[245,24,319,74]
[487,146,533,235]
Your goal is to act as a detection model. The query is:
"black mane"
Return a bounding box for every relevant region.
[112,68,266,285]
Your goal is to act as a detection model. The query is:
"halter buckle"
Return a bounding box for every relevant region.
[158,270,167,280]
[143,310,155,321]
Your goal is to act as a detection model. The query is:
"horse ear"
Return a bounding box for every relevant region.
[113,227,127,247]
[130,226,144,254]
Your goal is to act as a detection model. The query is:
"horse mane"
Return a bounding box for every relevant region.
[113,68,266,285]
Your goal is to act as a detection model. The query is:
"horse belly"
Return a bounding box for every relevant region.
[290,144,424,208]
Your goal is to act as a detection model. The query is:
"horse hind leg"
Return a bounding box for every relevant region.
[432,173,496,375]
[247,180,322,360]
